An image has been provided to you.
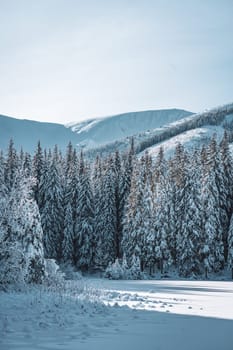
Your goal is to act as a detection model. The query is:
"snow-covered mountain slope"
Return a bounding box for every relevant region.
[85,102,233,159]
[0,109,191,153]
[139,103,233,159]
[66,109,192,149]
[1,103,232,156]
[0,114,79,152]
[141,125,225,160]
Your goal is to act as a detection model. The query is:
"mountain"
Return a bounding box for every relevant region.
[84,102,233,159]
[66,109,192,150]
[0,109,192,153]
[0,114,79,152]
[1,103,232,156]
[138,102,233,159]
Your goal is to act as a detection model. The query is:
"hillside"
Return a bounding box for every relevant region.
[1,103,232,156]
[0,109,191,153]
[0,114,79,152]
[66,109,192,149]
[85,102,233,159]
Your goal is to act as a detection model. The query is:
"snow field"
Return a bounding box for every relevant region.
[142,125,225,160]
[1,279,233,350]
[0,281,110,349]
[96,279,233,320]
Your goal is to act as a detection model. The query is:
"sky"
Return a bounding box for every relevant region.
[0,0,232,124]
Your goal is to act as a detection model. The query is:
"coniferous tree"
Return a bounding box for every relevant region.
[201,136,225,275]
[32,141,44,204]
[41,151,64,260]
[201,171,224,277]
[119,138,135,249]
[4,139,19,190]
[220,131,233,260]
[227,213,233,279]
[94,157,117,269]
[0,175,45,284]
[0,152,8,221]
[113,151,122,258]
[62,202,74,264]
[122,161,145,270]
[178,168,203,277]
[74,152,94,271]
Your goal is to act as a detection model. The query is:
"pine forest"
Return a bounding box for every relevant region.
[1,132,233,285]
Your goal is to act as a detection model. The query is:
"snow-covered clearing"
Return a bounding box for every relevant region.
[1,280,233,350]
[141,125,225,160]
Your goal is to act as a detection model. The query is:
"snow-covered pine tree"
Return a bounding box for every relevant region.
[168,144,187,267]
[19,177,45,283]
[201,170,224,278]
[4,139,19,190]
[153,187,173,275]
[119,138,135,248]
[201,136,225,274]
[22,152,32,178]
[32,141,44,204]
[95,157,117,269]
[0,152,8,222]
[62,202,74,264]
[227,213,233,279]
[92,156,104,269]
[40,149,64,261]
[154,146,166,185]
[178,165,203,277]
[143,178,156,275]
[220,131,233,260]
[140,177,155,272]
[74,152,94,271]
[113,150,123,259]
[0,175,45,285]
[122,160,145,271]
[62,143,78,265]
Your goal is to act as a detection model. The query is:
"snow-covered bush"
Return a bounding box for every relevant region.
[104,255,143,280]
[0,241,28,288]
[44,259,65,287]
[26,255,46,284]
[104,259,124,279]
[129,255,142,279]
[60,264,83,280]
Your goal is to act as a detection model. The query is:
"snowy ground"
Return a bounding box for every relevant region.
[1,279,233,350]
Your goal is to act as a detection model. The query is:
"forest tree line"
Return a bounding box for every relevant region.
[1,132,233,282]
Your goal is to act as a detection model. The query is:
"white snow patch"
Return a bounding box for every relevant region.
[141,125,225,159]
[1,280,233,350]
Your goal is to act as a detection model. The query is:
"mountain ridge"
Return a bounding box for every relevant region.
[0,108,192,152]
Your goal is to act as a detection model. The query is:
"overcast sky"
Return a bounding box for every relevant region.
[0,0,232,124]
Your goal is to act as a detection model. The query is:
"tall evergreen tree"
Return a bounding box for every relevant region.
[32,141,44,204]
[220,131,233,260]
[122,161,145,270]
[62,202,75,264]
[74,152,94,271]
[4,139,19,190]
[41,151,64,260]
[227,213,233,279]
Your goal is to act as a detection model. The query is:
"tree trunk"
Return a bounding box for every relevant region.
[160,259,164,274]
[205,267,208,279]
